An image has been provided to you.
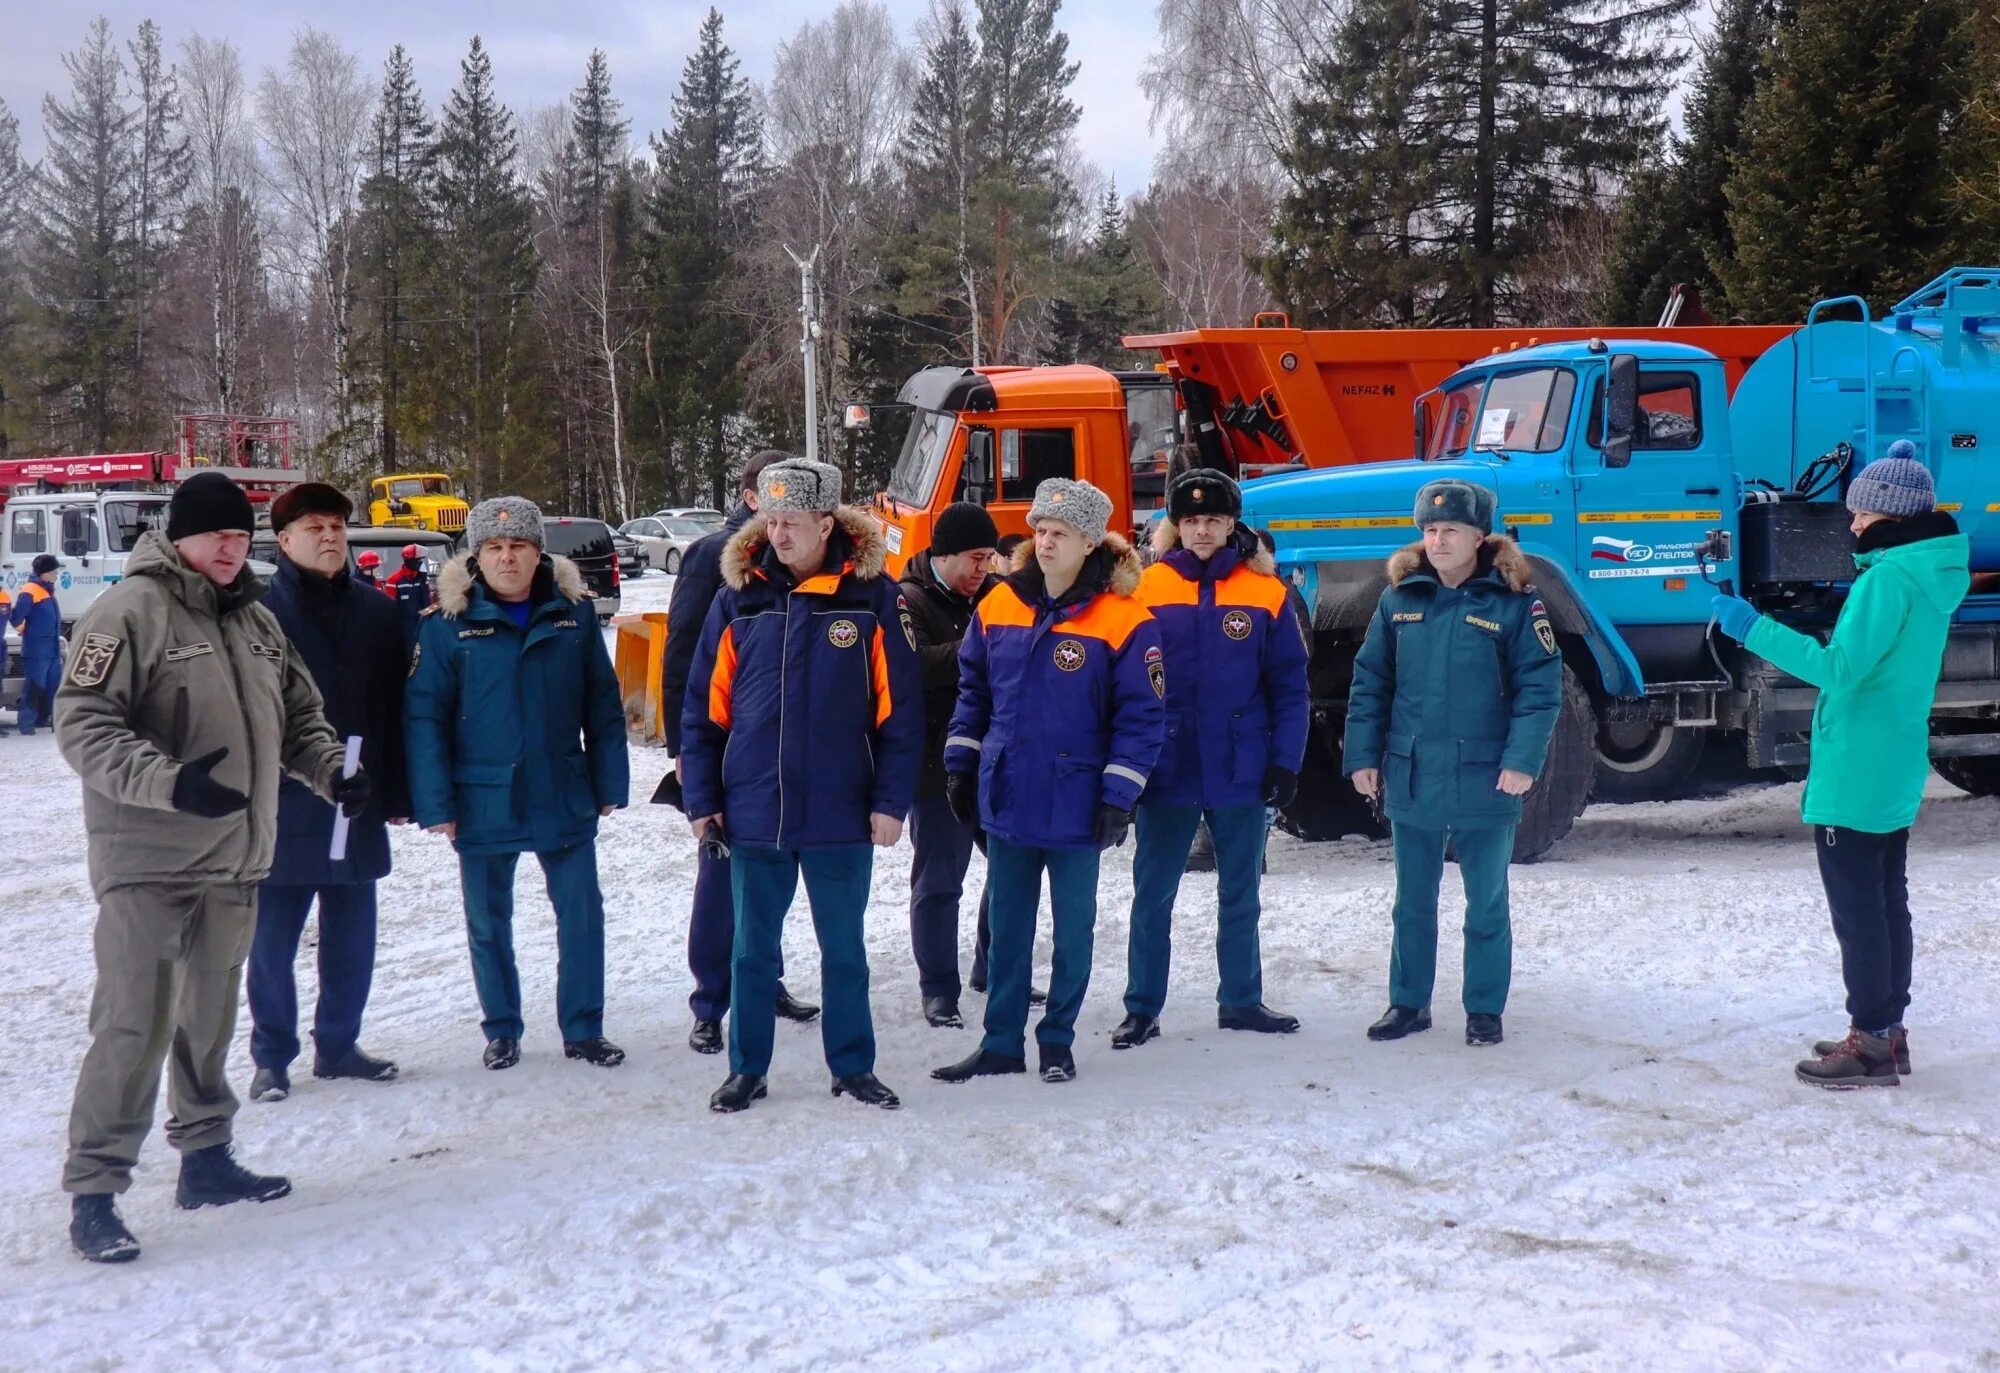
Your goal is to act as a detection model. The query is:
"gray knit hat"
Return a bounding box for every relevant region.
[1414,478,1497,535]
[1847,446,1935,517]
[466,495,545,551]
[758,458,842,513]
[1026,478,1112,545]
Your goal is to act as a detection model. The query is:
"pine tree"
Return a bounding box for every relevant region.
[892,0,983,359]
[1600,0,1781,323]
[426,36,541,497]
[1048,186,1161,364]
[560,50,637,517]
[356,45,436,472]
[126,19,189,409]
[1269,0,1692,327]
[641,8,762,504]
[33,17,139,452]
[967,0,1080,359]
[1719,0,1975,320]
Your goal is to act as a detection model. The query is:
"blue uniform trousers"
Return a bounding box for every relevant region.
[459,842,607,1042]
[247,882,380,1071]
[907,794,977,999]
[982,837,1099,1059]
[16,653,60,732]
[728,843,875,1078]
[1389,822,1515,1015]
[1125,802,1269,1019]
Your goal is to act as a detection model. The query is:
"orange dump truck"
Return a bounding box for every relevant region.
[868,318,1797,575]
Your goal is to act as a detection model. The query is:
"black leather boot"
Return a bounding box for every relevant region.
[1219,1003,1300,1034]
[70,1195,140,1263]
[176,1144,292,1209]
[1110,1013,1160,1049]
[709,1074,767,1113]
[1366,1006,1432,1041]
[831,1073,901,1109]
[931,1048,1027,1083]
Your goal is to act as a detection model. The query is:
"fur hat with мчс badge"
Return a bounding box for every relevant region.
[268,481,354,533]
[1413,478,1498,535]
[757,457,843,513]
[465,495,546,552]
[1026,477,1113,545]
[1166,467,1243,521]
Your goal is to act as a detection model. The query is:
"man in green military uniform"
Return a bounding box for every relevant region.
[55,472,367,1262]
[1343,479,1562,1046]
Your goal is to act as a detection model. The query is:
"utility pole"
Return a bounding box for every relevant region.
[786,245,822,464]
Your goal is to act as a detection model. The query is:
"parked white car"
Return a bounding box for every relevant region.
[619,513,724,575]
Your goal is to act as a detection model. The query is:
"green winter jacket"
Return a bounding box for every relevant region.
[1745,511,1970,834]
[1343,536,1564,829]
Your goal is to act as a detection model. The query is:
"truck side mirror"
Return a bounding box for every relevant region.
[964,429,994,503]
[1412,396,1433,460]
[1604,354,1639,469]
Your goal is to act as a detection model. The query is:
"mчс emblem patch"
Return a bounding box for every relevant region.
[1145,644,1165,697]
[1221,609,1253,641]
[1053,638,1087,672]
[827,619,860,649]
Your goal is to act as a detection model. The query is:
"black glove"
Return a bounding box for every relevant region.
[172,747,249,819]
[331,766,373,818]
[1095,804,1133,850]
[1262,765,1298,809]
[946,771,979,827]
[650,767,686,812]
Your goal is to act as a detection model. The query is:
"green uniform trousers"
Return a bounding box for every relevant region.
[64,882,257,1195]
[1389,822,1514,1016]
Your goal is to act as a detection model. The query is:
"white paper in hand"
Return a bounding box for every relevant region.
[329,735,363,862]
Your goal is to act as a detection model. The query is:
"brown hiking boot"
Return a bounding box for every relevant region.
[1796,1028,1900,1089]
[1814,1023,1910,1075]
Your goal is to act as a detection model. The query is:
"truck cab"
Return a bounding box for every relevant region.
[1,490,173,630]
[872,364,1170,571]
[369,474,469,535]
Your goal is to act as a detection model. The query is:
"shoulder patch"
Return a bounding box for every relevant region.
[898,592,917,651]
[1145,643,1165,698]
[408,641,422,678]
[67,632,122,688]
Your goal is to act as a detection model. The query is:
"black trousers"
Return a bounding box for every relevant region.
[1814,825,1913,1032]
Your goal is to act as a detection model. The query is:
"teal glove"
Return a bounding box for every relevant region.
[1711,594,1760,642]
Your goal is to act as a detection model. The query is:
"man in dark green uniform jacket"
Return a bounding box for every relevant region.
[1343,479,1562,1046]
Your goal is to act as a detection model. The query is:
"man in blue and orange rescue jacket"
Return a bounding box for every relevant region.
[406,496,630,1073]
[1114,468,1310,1051]
[659,450,819,1057]
[681,457,924,1115]
[9,554,65,733]
[933,477,1166,1087]
[1343,479,1562,1049]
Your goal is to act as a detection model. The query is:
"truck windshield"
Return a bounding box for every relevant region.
[889,408,956,506]
[103,500,166,552]
[1427,368,1575,458]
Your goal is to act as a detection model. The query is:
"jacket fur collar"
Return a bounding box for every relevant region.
[1386,534,1531,593]
[1149,518,1277,575]
[720,505,884,591]
[435,553,588,618]
[1006,530,1143,599]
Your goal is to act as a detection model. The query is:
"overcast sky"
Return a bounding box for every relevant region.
[0,2,1162,192]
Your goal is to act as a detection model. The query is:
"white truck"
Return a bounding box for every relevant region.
[0,489,173,630]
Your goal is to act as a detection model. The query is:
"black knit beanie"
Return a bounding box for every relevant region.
[930,501,1001,557]
[167,471,257,541]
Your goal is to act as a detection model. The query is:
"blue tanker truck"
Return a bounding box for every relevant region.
[1245,266,2000,860]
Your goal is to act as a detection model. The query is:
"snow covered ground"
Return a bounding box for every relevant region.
[2,567,1997,1370]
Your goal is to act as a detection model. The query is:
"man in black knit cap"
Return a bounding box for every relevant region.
[897,502,1003,1027]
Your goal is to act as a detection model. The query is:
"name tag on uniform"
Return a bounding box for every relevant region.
[554,619,579,630]
[1392,611,1424,623]
[164,642,214,662]
[458,626,496,639]
[249,641,285,663]
[1465,615,1502,633]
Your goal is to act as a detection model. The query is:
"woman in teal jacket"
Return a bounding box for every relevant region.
[1714,448,1970,1089]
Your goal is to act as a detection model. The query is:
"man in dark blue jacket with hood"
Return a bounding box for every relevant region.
[660,450,818,1055]
[407,495,630,1072]
[247,483,411,1102]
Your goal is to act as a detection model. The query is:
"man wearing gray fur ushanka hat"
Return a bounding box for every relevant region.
[463,495,547,553]
[757,457,843,513]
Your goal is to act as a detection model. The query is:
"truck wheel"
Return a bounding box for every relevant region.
[1592,721,1707,804]
[1276,717,1389,842]
[1932,754,2000,797]
[1511,666,1597,863]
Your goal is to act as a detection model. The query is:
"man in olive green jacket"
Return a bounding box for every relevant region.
[1714,448,1970,1088]
[55,472,366,1263]
[1343,479,1563,1048]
